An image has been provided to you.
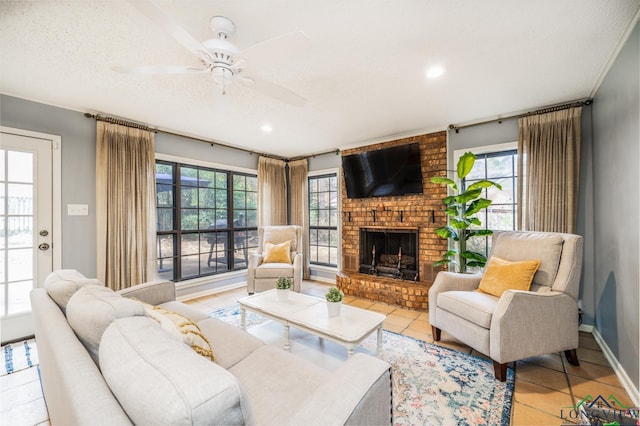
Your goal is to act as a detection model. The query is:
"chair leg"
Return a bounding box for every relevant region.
[565,349,580,366]
[493,361,508,382]
[431,326,441,341]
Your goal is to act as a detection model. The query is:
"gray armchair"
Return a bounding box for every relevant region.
[247,225,303,294]
[429,230,584,381]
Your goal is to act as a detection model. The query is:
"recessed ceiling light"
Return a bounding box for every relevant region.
[426,65,445,79]
[261,124,273,133]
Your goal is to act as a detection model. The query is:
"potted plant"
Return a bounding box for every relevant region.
[325,286,344,317]
[430,152,502,273]
[276,277,292,301]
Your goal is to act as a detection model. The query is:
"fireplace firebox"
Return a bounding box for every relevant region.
[359,228,419,280]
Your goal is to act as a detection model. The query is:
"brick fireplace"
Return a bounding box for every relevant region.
[336,131,448,310]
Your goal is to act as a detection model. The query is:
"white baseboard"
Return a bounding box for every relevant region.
[309,275,336,285]
[579,324,594,333]
[175,273,247,301]
[177,282,246,302]
[591,327,640,407]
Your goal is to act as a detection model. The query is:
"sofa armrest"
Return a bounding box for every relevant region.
[116,280,176,305]
[429,271,483,294]
[285,354,392,426]
[490,290,579,363]
[428,271,483,326]
[246,254,264,293]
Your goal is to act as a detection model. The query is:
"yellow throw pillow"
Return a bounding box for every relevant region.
[477,257,541,298]
[263,240,292,264]
[144,306,215,362]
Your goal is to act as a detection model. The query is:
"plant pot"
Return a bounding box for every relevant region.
[326,301,342,317]
[276,288,289,301]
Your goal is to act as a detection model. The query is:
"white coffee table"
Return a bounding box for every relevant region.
[238,290,385,357]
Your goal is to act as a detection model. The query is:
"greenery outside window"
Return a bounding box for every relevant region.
[308,173,338,266]
[156,160,258,281]
[463,149,518,258]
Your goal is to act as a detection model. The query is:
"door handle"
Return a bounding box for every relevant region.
[38,243,50,251]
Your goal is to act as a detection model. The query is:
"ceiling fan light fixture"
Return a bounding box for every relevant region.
[212,66,234,94]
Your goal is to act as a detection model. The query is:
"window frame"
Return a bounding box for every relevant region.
[307,169,340,268]
[453,142,518,258]
[155,154,258,282]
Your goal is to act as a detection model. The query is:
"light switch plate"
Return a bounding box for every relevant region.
[67,204,89,216]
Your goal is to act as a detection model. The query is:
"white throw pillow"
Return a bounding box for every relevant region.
[66,285,145,364]
[43,269,103,314]
[100,317,254,425]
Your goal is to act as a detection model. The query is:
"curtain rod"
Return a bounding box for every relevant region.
[84,112,339,162]
[447,98,593,133]
[84,113,155,132]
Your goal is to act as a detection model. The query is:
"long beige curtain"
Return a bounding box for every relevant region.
[96,121,157,290]
[257,156,287,227]
[289,159,310,279]
[517,107,582,233]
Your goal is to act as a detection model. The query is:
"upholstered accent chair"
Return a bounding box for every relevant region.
[247,225,303,294]
[429,230,584,381]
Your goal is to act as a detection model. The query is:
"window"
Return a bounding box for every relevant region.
[308,174,338,266]
[463,149,518,258]
[156,160,258,281]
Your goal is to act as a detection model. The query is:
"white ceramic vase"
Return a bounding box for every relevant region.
[326,301,342,317]
[276,288,289,301]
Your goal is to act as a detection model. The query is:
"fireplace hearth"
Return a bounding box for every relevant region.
[359,228,419,281]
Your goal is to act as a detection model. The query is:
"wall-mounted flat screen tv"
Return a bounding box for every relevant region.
[342,143,423,199]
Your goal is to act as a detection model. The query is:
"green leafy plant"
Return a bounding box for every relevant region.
[431,152,502,273]
[276,277,292,290]
[325,286,344,303]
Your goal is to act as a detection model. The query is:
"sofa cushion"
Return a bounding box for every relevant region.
[229,345,329,425]
[145,306,215,361]
[197,318,264,369]
[43,269,103,314]
[491,231,564,289]
[263,240,292,264]
[478,257,540,297]
[437,291,499,329]
[255,262,295,278]
[100,317,253,426]
[66,285,145,364]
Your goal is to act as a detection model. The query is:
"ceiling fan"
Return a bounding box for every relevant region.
[113,0,308,107]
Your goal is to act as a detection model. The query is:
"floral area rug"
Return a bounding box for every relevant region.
[1,338,38,375]
[210,304,514,426]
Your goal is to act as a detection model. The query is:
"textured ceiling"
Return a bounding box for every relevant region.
[1,0,638,158]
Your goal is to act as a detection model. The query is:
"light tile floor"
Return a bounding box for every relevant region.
[2,280,633,426]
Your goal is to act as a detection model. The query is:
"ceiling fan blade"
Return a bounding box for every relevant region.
[234,74,254,85]
[112,65,207,75]
[127,0,204,57]
[247,76,307,107]
[240,31,309,64]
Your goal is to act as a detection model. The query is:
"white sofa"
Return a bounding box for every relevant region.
[32,270,392,425]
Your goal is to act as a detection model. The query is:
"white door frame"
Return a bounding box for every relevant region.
[1,126,62,274]
[1,126,62,342]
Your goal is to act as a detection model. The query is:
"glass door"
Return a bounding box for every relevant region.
[1,130,54,342]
